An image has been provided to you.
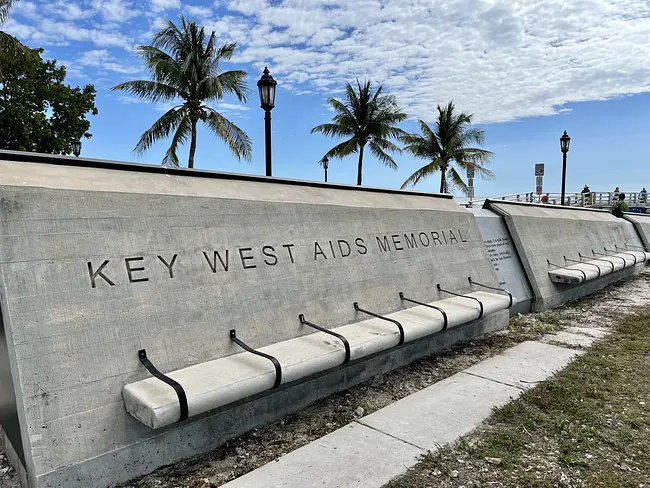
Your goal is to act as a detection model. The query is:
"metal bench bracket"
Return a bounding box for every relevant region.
[398,292,449,330]
[467,277,514,309]
[436,284,484,318]
[138,349,189,423]
[230,329,282,389]
[353,302,405,345]
[299,315,351,364]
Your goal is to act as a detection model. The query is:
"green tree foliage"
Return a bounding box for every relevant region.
[0,45,98,154]
[401,102,494,194]
[312,80,407,185]
[112,16,251,168]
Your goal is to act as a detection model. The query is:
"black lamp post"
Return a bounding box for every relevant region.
[71,139,82,157]
[257,67,277,177]
[323,156,329,183]
[560,130,571,205]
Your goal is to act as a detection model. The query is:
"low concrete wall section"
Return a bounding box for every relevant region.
[0,155,509,488]
[485,200,647,312]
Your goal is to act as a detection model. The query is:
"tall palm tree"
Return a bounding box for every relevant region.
[312,80,407,185]
[0,0,23,52]
[401,102,494,194]
[112,16,251,168]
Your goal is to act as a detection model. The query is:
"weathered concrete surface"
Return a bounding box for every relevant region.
[471,208,534,315]
[462,341,582,390]
[0,157,506,487]
[486,201,647,311]
[221,422,424,488]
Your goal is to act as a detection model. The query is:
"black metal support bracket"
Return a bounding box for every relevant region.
[579,252,614,272]
[592,249,626,266]
[398,292,449,331]
[605,247,637,264]
[624,243,649,251]
[353,302,405,345]
[564,256,601,278]
[436,284,484,318]
[548,259,587,282]
[230,330,282,389]
[298,315,351,364]
[467,277,514,309]
[614,244,648,262]
[138,349,189,423]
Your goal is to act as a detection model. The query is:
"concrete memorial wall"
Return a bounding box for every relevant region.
[625,213,650,249]
[485,200,648,312]
[0,153,511,488]
[471,208,534,315]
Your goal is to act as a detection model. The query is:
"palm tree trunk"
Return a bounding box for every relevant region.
[439,169,446,193]
[357,144,365,185]
[188,119,197,169]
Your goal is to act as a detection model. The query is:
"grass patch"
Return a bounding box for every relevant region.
[388,311,650,487]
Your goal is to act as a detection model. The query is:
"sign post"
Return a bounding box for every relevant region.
[534,164,544,198]
[467,166,475,206]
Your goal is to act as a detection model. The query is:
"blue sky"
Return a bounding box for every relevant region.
[5,0,650,197]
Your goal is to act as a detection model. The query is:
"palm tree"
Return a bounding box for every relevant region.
[312,80,407,185]
[0,0,23,52]
[401,102,494,194]
[112,16,251,168]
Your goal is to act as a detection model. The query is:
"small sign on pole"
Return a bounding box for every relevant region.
[535,163,544,176]
[467,167,475,179]
[468,187,475,199]
[536,185,543,195]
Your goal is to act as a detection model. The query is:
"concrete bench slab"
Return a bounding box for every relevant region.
[548,252,646,284]
[124,291,514,429]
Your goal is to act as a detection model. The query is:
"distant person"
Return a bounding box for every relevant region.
[581,185,591,206]
[611,193,629,217]
[641,188,647,204]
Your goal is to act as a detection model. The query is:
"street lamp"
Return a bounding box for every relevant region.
[71,139,82,157]
[560,130,571,205]
[257,67,277,177]
[323,156,329,183]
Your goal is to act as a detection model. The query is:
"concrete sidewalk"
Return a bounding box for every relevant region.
[221,340,586,488]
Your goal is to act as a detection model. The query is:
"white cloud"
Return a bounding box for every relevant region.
[223,0,650,124]
[185,5,213,17]
[151,0,181,12]
[77,49,140,74]
[216,102,250,111]
[92,0,140,22]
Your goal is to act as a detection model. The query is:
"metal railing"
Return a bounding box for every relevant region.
[463,190,649,209]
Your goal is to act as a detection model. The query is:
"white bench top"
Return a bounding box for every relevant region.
[123,290,513,429]
[548,251,648,284]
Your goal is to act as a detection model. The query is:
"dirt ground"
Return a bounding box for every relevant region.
[1,273,649,488]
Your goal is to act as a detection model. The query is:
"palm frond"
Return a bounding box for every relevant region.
[0,0,17,24]
[201,108,252,161]
[133,105,186,155]
[311,123,355,137]
[162,113,191,167]
[446,166,469,195]
[400,158,445,189]
[368,140,398,170]
[111,80,180,103]
[322,138,360,160]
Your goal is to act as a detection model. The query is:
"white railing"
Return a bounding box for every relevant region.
[463,191,649,209]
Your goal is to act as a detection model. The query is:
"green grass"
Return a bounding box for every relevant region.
[388,311,650,487]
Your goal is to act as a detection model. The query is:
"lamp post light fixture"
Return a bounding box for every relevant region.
[71,139,82,158]
[559,130,571,205]
[323,156,329,183]
[257,67,277,177]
